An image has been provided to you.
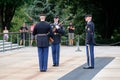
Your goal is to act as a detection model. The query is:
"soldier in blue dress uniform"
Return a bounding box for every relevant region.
[50,16,65,67]
[33,14,51,72]
[83,14,95,69]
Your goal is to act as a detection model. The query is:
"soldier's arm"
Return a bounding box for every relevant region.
[57,26,65,35]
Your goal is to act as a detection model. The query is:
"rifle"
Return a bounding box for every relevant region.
[49,37,54,44]
[50,16,70,43]
[52,16,70,32]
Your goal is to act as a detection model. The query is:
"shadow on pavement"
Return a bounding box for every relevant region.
[58,57,115,80]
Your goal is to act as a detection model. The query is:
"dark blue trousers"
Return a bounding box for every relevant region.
[51,43,60,65]
[86,44,94,67]
[38,47,49,71]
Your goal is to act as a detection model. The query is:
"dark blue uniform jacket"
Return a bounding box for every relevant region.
[33,21,51,47]
[50,23,65,44]
[85,21,95,44]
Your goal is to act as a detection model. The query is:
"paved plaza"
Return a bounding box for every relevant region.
[0,46,120,80]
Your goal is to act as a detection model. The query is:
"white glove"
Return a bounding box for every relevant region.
[55,25,60,29]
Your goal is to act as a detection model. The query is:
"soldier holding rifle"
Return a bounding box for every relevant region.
[50,16,65,67]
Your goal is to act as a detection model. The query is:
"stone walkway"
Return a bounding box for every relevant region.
[0,46,120,80]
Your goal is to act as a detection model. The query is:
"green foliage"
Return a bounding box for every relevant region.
[11,7,29,32]
[0,0,33,6]
[26,0,55,22]
[0,0,33,32]
[112,28,120,42]
[61,36,68,45]
[6,0,120,45]
[73,8,86,35]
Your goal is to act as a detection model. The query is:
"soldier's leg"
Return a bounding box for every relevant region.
[38,48,43,71]
[43,47,49,71]
[90,44,94,67]
[86,44,90,66]
[55,43,60,65]
[51,44,56,65]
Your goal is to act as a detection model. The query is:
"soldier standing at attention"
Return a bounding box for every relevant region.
[83,14,95,69]
[50,16,65,67]
[33,14,51,72]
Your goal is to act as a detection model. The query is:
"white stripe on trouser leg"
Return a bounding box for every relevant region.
[88,44,91,67]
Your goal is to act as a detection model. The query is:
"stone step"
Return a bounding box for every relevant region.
[0,40,24,52]
[0,44,18,48]
[0,45,24,52]
[0,42,12,45]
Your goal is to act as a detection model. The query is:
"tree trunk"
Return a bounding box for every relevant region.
[0,3,4,32]
[0,3,16,32]
[5,4,16,30]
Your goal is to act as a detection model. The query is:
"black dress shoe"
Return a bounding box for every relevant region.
[53,64,59,67]
[53,64,56,66]
[83,66,94,69]
[55,64,59,66]
[40,70,46,72]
